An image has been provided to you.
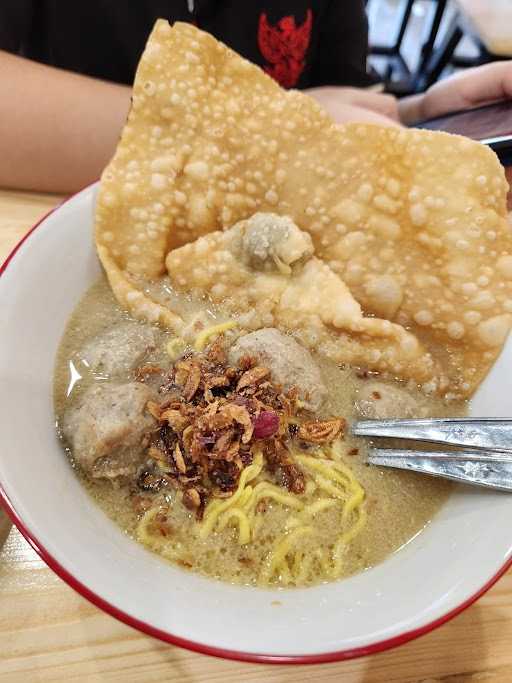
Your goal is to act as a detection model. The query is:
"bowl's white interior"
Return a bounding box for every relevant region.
[1,184,512,658]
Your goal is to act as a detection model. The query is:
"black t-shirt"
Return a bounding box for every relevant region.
[0,1,375,89]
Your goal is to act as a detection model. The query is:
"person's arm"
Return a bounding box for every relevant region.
[0,50,131,193]
[305,1,400,126]
[399,62,512,125]
[305,86,400,125]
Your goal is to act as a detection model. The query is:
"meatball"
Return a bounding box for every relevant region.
[240,213,314,272]
[228,328,327,412]
[61,382,155,479]
[355,381,420,419]
[78,322,156,377]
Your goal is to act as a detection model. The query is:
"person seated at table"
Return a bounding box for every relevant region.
[0,0,511,193]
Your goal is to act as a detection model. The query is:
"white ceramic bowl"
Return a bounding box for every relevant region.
[1,183,512,664]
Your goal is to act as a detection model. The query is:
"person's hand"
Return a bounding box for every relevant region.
[305,86,400,126]
[401,61,512,124]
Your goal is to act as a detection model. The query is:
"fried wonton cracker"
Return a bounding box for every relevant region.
[95,20,512,397]
[165,213,439,385]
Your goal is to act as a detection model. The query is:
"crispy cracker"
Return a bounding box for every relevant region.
[95,20,512,397]
[165,214,439,386]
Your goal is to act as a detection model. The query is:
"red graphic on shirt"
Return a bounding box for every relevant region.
[258,9,313,88]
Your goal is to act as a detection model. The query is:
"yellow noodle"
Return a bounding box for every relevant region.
[333,464,365,522]
[292,550,303,576]
[332,507,368,576]
[278,449,367,583]
[138,444,368,587]
[301,498,338,517]
[311,458,354,488]
[295,454,351,486]
[330,458,358,478]
[199,451,263,539]
[136,504,181,562]
[279,562,293,585]
[241,482,273,512]
[331,460,363,489]
[331,552,343,579]
[304,479,317,495]
[317,548,333,576]
[260,525,313,583]
[330,440,344,462]
[238,485,254,507]
[165,336,186,360]
[296,456,365,531]
[318,459,365,521]
[252,514,264,540]
[243,483,304,515]
[341,485,365,523]
[137,505,167,546]
[272,252,293,276]
[285,515,302,530]
[210,477,305,545]
[314,474,347,499]
[295,553,314,584]
[194,321,237,351]
[340,506,368,546]
[217,508,252,544]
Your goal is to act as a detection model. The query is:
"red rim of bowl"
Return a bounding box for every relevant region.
[1,185,512,665]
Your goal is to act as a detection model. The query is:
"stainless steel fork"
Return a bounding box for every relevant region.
[351,418,512,491]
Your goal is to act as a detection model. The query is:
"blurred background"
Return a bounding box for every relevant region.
[367,0,510,95]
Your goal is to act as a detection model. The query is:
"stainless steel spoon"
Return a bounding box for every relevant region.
[351,418,512,491]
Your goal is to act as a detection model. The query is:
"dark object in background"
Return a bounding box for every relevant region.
[0,1,374,90]
[415,100,512,166]
[370,0,449,96]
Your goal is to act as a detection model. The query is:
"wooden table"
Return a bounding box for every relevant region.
[2,188,512,682]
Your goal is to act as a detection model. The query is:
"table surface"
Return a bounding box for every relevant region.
[2,188,512,683]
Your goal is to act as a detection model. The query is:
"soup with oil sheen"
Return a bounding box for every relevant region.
[54,276,465,588]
